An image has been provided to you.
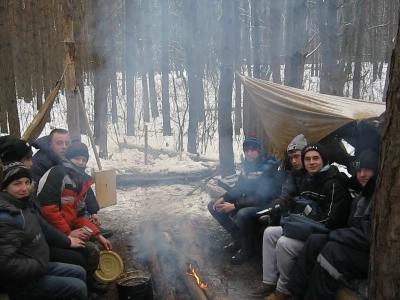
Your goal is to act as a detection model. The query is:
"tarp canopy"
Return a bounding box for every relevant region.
[239,74,386,157]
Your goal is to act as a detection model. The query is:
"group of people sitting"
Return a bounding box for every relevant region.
[209,134,378,300]
[0,129,114,300]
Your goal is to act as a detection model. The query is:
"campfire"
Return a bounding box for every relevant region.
[138,220,228,300]
[186,263,208,289]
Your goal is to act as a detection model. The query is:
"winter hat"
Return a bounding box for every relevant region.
[243,133,262,152]
[0,136,32,163]
[65,142,89,161]
[301,143,329,166]
[352,149,379,174]
[287,134,308,153]
[2,161,31,190]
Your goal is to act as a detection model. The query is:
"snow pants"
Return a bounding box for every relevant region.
[262,226,305,295]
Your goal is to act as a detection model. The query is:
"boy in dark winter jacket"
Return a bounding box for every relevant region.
[37,141,112,251]
[0,162,87,300]
[0,135,108,296]
[288,149,379,300]
[252,143,352,300]
[31,129,113,238]
[208,134,282,264]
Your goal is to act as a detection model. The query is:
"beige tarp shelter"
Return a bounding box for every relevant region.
[239,74,386,157]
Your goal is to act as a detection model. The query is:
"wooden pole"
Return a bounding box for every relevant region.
[76,86,102,170]
[144,124,148,165]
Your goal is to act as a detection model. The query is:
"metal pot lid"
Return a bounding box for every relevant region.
[94,250,125,283]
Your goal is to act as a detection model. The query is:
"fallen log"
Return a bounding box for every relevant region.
[119,141,219,163]
[117,169,217,188]
[139,221,209,300]
[139,221,176,300]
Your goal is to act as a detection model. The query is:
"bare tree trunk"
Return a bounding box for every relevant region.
[234,0,242,135]
[218,0,235,176]
[251,0,261,79]
[63,0,80,141]
[288,0,307,88]
[242,0,252,76]
[109,2,118,124]
[284,0,294,85]
[31,0,44,109]
[143,0,159,119]
[184,0,201,153]
[138,37,150,123]
[0,0,20,136]
[91,0,108,158]
[317,0,340,95]
[161,0,171,136]
[352,0,366,99]
[125,0,136,136]
[73,0,88,134]
[369,13,400,299]
[269,0,283,84]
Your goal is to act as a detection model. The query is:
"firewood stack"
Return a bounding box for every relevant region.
[138,220,229,300]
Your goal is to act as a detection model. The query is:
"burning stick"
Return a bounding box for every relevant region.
[185,262,214,300]
[186,264,208,289]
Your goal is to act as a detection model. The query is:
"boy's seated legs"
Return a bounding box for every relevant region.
[207,198,241,250]
[8,262,87,300]
[304,241,369,300]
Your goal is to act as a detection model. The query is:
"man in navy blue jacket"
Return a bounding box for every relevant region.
[208,134,282,264]
[288,149,379,300]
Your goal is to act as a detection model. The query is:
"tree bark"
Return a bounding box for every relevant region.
[218,0,235,176]
[91,0,108,158]
[63,0,80,141]
[288,0,307,88]
[284,0,294,85]
[269,0,283,84]
[143,0,159,119]
[125,0,136,136]
[0,0,20,137]
[369,12,400,299]
[161,0,171,135]
[184,0,202,154]
[251,0,261,79]
[317,0,340,95]
[234,0,242,135]
[352,0,367,99]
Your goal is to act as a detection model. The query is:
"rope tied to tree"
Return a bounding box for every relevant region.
[60,62,75,82]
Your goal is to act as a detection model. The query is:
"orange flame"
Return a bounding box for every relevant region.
[186,264,208,289]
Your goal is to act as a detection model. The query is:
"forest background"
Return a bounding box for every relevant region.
[0,0,397,173]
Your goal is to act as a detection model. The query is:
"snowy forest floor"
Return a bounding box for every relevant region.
[96,182,264,300]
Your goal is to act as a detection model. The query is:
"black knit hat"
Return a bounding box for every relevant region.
[243,133,262,152]
[352,149,379,174]
[65,142,89,161]
[0,136,32,163]
[301,143,329,166]
[2,161,31,190]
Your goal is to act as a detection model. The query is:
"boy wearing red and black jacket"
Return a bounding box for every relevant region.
[37,142,112,250]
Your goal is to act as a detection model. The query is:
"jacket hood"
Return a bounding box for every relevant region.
[32,136,51,151]
[32,136,62,164]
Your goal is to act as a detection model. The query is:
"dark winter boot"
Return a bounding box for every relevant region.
[85,242,100,275]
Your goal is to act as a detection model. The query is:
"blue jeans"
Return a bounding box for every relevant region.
[8,262,87,300]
